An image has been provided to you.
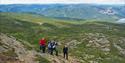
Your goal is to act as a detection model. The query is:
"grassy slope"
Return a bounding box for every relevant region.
[0,12,125,63]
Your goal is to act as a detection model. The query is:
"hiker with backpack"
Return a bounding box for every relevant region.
[47,41,53,54]
[39,38,46,53]
[51,40,58,56]
[63,45,68,60]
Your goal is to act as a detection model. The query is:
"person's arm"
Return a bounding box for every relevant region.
[67,47,68,52]
[56,42,58,46]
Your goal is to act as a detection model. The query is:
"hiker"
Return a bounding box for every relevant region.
[51,40,58,56]
[39,38,46,53]
[63,45,68,60]
[47,41,52,54]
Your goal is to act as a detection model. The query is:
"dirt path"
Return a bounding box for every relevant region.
[39,53,80,63]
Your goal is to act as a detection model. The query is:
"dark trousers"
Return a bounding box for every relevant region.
[40,45,46,53]
[50,48,53,55]
[64,52,68,60]
[51,48,58,56]
[48,48,51,54]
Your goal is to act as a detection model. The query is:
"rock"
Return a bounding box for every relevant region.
[85,33,110,52]
[89,61,98,63]
[97,38,110,44]
[113,43,125,56]
[67,40,81,48]
[86,44,91,47]
[15,22,23,25]
[84,54,95,60]
[101,48,110,52]
[0,46,7,52]
[0,33,38,63]
[37,22,43,25]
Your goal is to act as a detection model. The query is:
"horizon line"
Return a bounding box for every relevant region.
[0,3,125,5]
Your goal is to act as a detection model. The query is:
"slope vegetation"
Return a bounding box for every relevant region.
[0,12,125,63]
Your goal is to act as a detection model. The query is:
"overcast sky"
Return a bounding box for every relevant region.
[0,0,125,4]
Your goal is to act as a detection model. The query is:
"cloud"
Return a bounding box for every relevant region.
[117,18,125,23]
[0,0,125,4]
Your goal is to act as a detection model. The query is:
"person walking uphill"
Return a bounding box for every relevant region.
[39,38,46,53]
[63,45,68,60]
[47,41,52,54]
[50,40,58,56]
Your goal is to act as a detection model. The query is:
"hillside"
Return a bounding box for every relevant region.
[0,12,125,63]
[0,33,41,63]
[0,4,125,21]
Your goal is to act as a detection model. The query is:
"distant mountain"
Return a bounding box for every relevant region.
[0,4,125,21]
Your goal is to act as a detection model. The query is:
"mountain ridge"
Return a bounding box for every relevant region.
[0,4,125,21]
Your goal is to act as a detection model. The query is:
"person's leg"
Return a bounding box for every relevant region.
[49,48,51,54]
[64,52,65,58]
[48,48,50,53]
[66,53,68,60]
[44,46,46,53]
[43,46,45,53]
[40,46,42,53]
[51,48,53,55]
[42,46,44,53]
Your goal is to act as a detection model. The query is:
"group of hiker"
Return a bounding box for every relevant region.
[39,38,68,60]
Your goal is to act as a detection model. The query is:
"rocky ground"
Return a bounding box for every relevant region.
[0,33,80,63]
[0,33,38,63]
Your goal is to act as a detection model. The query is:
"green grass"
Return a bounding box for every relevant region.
[0,12,125,63]
[35,55,50,63]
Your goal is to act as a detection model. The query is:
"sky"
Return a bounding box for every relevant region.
[0,0,125,4]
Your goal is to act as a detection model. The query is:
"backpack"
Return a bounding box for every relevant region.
[52,42,58,48]
[48,43,51,48]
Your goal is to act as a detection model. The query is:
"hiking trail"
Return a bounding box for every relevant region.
[39,53,80,63]
[0,33,80,63]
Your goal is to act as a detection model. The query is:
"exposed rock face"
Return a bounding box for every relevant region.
[114,43,125,56]
[67,40,81,48]
[76,33,125,63]
[114,37,125,56]
[37,22,44,25]
[0,33,37,63]
[85,33,110,52]
[0,32,124,63]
